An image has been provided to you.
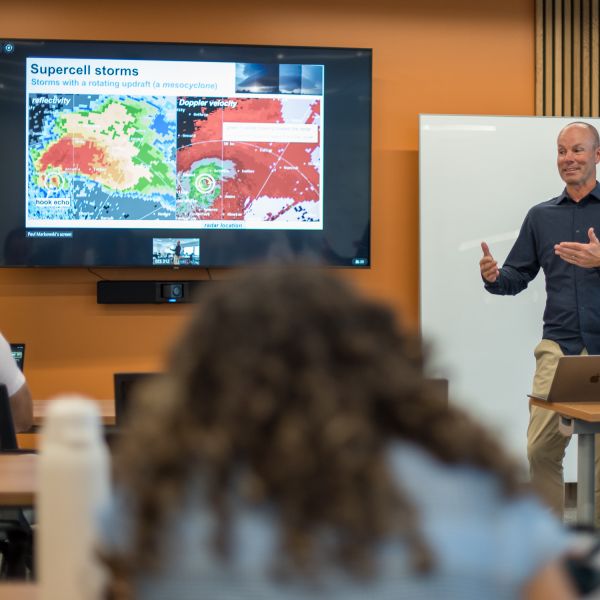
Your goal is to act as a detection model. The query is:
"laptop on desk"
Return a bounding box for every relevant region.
[9,343,25,372]
[528,355,600,403]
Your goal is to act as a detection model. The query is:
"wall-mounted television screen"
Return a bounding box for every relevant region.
[0,38,371,268]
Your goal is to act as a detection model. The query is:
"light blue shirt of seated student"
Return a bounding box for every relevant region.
[100,442,572,600]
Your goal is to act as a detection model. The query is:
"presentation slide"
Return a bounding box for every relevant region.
[26,58,323,231]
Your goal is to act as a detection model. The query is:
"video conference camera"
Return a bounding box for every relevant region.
[97,280,206,304]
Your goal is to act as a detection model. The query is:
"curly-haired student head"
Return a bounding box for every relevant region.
[103,267,575,600]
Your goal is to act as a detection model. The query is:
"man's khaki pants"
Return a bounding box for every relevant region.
[527,339,600,525]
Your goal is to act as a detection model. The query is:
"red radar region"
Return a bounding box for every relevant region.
[176,97,321,224]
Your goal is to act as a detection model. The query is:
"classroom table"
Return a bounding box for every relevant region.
[15,399,116,451]
[0,583,35,599]
[4,399,116,496]
[32,398,115,427]
[530,398,600,526]
[0,401,114,594]
[0,454,36,507]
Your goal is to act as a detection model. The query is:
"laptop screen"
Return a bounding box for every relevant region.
[10,343,25,371]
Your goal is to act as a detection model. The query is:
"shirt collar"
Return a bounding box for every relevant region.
[555,181,600,205]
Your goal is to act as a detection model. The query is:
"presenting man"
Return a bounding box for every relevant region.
[173,240,181,266]
[480,121,600,521]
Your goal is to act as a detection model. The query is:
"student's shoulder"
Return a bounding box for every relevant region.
[387,441,500,505]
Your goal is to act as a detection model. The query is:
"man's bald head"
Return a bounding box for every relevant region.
[558,121,600,149]
[557,121,600,198]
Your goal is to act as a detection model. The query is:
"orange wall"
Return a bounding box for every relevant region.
[0,0,534,400]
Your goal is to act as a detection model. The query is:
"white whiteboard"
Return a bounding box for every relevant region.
[419,114,600,480]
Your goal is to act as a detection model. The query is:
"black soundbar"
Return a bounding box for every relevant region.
[97,280,208,304]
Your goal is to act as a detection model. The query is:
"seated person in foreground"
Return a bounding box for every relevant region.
[0,332,32,432]
[102,268,576,600]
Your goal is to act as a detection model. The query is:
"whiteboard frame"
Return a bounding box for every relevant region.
[418,114,600,480]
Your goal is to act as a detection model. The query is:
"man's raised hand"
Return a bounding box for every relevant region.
[554,227,600,268]
[480,241,500,283]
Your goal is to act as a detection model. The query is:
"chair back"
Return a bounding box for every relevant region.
[113,373,157,427]
[0,384,18,451]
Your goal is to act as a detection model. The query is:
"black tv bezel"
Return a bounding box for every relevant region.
[0,37,373,269]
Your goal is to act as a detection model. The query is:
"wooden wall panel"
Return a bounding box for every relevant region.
[536,0,545,114]
[564,0,573,114]
[574,0,582,114]
[593,0,599,115]
[537,0,600,116]
[554,0,563,115]
[583,0,591,115]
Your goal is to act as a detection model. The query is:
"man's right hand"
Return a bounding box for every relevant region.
[480,241,500,283]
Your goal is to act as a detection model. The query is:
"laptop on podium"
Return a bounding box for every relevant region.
[528,355,600,403]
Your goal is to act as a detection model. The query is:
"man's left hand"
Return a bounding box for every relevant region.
[554,227,600,267]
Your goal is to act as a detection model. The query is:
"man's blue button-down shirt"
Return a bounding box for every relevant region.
[485,182,600,355]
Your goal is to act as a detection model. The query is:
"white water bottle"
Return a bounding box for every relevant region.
[38,395,111,600]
